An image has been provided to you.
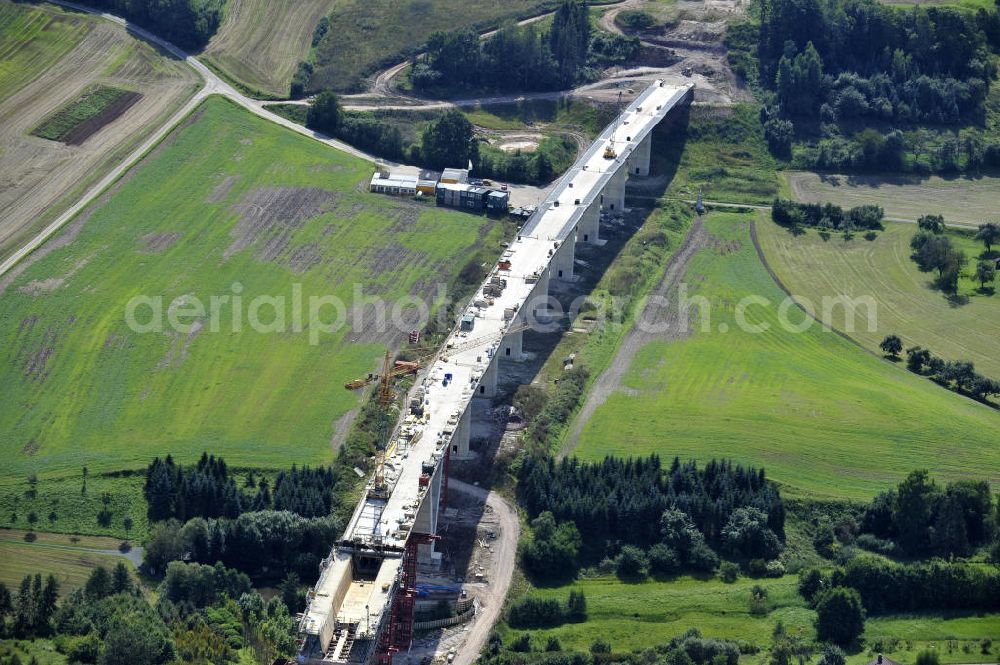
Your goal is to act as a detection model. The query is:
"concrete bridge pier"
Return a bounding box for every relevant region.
[550,238,575,280]
[603,167,627,212]
[578,199,601,244]
[477,353,499,398]
[631,134,652,177]
[413,467,444,564]
[452,406,472,459]
[502,327,523,361]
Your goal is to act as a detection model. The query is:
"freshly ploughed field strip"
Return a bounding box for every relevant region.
[568,212,1000,501]
[31,84,141,144]
[0,97,502,488]
[0,0,200,263]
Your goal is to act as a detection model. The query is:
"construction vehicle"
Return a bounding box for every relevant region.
[344,323,530,405]
[604,90,625,159]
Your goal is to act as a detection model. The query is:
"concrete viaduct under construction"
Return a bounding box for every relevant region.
[297,80,694,665]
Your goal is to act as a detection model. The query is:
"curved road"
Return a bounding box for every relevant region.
[3,0,649,277]
[4,0,678,277]
[448,479,519,665]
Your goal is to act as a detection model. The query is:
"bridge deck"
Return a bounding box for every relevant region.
[301,80,693,656]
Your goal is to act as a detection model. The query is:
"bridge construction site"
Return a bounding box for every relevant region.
[297,80,694,665]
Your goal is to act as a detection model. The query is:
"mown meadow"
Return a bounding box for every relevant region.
[568,212,1000,501]
[0,96,503,537]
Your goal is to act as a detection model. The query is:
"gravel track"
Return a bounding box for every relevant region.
[563,217,708,452]
[447,479,519,665]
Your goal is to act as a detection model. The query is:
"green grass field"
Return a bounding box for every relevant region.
[782,172,1000,227]
[757,221,1000,380]
[462,99,609,135]
[0,473,147,541]
[662,105,780,206]
[567,212,1000,501]
[0,96,502,491]
[0,1,92,105]
[878,0,995,11]
[0,639,67,665]
[0,529,135,594]
[505,574,1000,663]
[31,84,134,142]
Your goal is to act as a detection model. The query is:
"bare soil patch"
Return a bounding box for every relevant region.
[224,187,338,262]
[64,90,142,145]
[17,277,65,296]
[205,174,240,203]
[138,232,181,253]
[590,0,752,105]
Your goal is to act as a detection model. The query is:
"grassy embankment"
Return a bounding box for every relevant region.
[0,96,504,540]
[567,213,1000,501]
[758,220,1000,379]
[661,104,781,206]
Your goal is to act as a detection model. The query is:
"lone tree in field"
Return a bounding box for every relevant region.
[917,214,946,234]
[975,222,1000,253]
[307,91,343,136]
[814,587,866,646]
[975,260,996,289]
[880,334,903,359]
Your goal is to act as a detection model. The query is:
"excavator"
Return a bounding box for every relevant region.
[344,322,530,407]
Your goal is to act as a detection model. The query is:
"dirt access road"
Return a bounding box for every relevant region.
[327,0,750,111]
[564,217,708,452]
[448,479,519,665]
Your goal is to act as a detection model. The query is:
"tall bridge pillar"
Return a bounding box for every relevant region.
[478,354,499,398]
[603,167,627,212]
[502,328,523,361]
[452,406,472,459]
[631,134,652,177]
[550,238,575,280]
[413,471,443,565]
[578,199,600,244]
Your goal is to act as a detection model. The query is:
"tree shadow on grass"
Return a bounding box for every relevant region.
[945,292,970,307]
